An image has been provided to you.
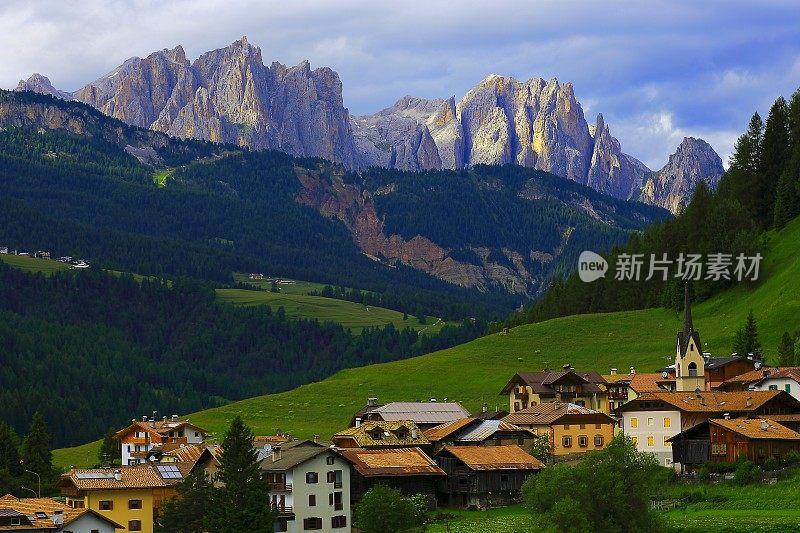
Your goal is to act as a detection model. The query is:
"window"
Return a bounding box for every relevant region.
[91,530,99,533]
[595,423,602,429]
[303,517,322,530]
[275,518,288,532]
[578,435,588,447]
[663,417,671,428]
[129,520,142,531]
[647,417,654,427]
[647,436,654,447]
[688,362,698,377]
[10,518,20,526]
[787,384,792,394]
[326,456,335,465]
[563,424,570,430]
[308,494,316,507]
[332,515,347,528]
[99,500,113,511]
[562,436,572,448]
[332,491,343,510]
[128,499,142,510]
[594,435,604,447]
[579,424,586,429]
[306,472,319,484]
[664,435,671,446]
[769,384,778,390]
[630,417,638,429]
[631,436,638,445]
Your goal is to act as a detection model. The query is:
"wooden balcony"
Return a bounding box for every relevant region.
[271,483,292,492]
[270,505,293,516]
[130,450,150,458]
[126,437,148,445]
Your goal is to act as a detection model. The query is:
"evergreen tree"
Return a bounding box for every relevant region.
[733,310,762,358]
[98,428,121,466]
[205,417,275,533]
[156,468,213,533]
[746,112,765,172]
[21,412,53,484]
[777,332,796,367]
[0,423,22,476]
[757,98,791,226]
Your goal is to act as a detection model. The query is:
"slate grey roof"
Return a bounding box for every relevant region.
[368,402,470,424]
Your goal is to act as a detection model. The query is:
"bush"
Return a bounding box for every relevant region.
[697,466,710,481]
[733,460,761,485]
[784,449,800,465]
[764,456,782,471]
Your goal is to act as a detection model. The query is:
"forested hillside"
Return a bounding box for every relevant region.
[0,263,484,447]
[504,87,800,327]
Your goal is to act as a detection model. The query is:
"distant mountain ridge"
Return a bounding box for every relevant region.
[15,37,723,210]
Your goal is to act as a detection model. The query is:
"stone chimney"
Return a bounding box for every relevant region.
[114,469,122,482]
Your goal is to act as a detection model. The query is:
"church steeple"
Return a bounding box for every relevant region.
[675,282,705,391]
[683,283,693,336]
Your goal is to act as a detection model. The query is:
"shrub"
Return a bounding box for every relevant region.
[733,460,760,485]
[784,449,800,465]
[764,456,781,471]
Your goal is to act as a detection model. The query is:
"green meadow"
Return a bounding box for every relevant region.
[0,253,72,275]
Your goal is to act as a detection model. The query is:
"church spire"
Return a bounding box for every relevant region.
[683,283,693,335]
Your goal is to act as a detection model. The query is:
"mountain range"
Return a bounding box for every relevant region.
[16,37,724,212]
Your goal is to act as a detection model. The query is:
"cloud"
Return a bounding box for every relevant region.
[1,0,799,167]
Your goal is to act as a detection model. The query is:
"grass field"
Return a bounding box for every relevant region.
[152,169,172,187]
[216,288,442,334]
[53,217,800,468]
[232,273,334,295]
[0,254,71,275]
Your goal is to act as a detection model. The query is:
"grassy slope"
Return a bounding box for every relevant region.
[53,217,800,467]
[0,254,71,275]
[216,288,441,334]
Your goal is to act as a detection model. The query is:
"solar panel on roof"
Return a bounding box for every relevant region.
[156,464,183,479]
[75,472,115,479]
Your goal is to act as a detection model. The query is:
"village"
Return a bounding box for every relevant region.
[2,288,800,532]
[0,245,90,269]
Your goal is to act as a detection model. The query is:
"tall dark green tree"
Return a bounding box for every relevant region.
[205,417,275,533]
[757,98,791,226]
[777,332,796,366]
[775,90,800,228]
[733,310,762,359]
[98,428,121,466]
[21,412,53,485]
[0,422,22,476]
[156,468,213,533]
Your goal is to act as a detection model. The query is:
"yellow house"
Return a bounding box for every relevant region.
[59,463,190,533]
[503,402,616,459]
[500,369,610,414]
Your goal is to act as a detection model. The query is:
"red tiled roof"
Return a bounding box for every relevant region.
[338,447,445,477]
[440,445,543,471]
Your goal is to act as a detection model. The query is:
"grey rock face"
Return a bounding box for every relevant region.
[15,38,721,208]
[638,137,725,213]
[16,73,71,100]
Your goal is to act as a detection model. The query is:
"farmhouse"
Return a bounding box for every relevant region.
[503,402,616,459]
[500,368,609,414]
[720,367,800,402]
[356,401,471,430]
[424,418,534,453]
[260,440,351,533]
[668,417,800,469]
[332,420,429,450]
[0,494,122,532]
[434,445,542,509]
[114,415,208,465]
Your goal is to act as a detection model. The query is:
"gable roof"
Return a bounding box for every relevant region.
[338,447,445,477]
[502,402,615,426]
[114,419,208,440]
[710,418,800,440]
[367,402,470,425]
[440,445,543,471]
[0,494,124,530]
[333,420,428,447]
[499,370,606,395]
[60,462,192,491]
[629,373,675,393]
[455,420,531,442]
[260,441,330,472]
[723,367,800,388]
[424,418,478,442]
[616,390,798,414]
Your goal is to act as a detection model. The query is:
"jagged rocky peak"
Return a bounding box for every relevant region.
[16,73,71,100]
[638,137,725,213]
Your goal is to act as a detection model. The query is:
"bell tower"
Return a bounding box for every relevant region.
[675,284,705,392]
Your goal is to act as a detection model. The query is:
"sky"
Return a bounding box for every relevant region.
[1,0,799,169]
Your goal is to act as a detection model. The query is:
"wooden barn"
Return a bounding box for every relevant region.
[669,417,800,469]
[434,445,542,509]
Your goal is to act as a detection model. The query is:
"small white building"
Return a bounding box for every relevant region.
[114,415,208,465]
[0,247,8,254]
[261,440,351,533]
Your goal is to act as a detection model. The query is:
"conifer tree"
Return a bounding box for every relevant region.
[21,412,53,484]
[156,468,213,533]
[758,98,790,226]
[98,428,121,466]
[0,423,22,477]
[777,332,796,367]
[734,310,762,359]
[205,417,275,533]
